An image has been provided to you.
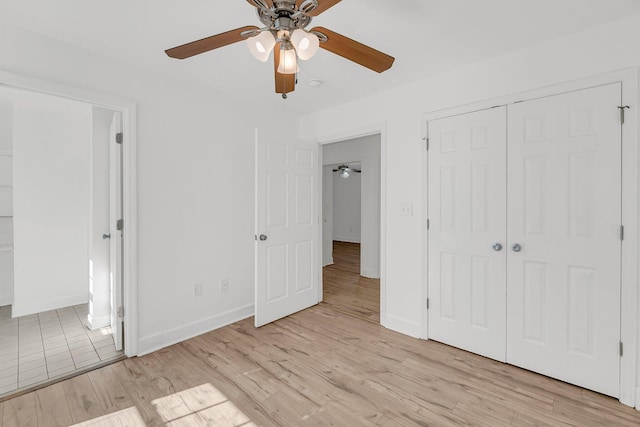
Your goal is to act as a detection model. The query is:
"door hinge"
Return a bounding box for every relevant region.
[116,132,123,144]
[620,341,624,357]
[423,137,429,151]
[427,219,430,230]
[117,306,124,318]
[426,298,430,310]
[620,225,624,241]
[618,105,630,125]
[117,219,123,231]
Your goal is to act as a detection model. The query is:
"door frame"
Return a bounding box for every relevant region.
[421,68,639,407]
[317,124,387,325]
[0,70,139,357]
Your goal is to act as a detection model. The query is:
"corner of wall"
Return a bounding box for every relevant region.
[137,303,255,356]
[382,314,422,339]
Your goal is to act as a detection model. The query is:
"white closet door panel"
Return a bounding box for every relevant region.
[428,107,507,361]
[506,84,621,397]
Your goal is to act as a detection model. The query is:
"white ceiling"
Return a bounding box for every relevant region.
[2,0,639,114]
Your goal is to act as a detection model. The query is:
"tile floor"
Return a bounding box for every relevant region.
[0,303,122,397]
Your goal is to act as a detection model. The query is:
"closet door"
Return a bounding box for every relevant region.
[506,84,622,397]
[427,107,507,361]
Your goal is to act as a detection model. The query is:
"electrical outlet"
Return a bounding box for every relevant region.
[220,278,229,293]
[194,283,203,297]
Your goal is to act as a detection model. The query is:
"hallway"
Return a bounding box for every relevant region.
[322,241,380,323]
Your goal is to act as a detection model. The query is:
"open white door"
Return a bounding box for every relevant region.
[109,112,124,350]
[255,129,320,327]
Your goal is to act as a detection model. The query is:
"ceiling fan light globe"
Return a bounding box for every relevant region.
[247,31,275,62]
[277,46,300,74]
[291,29,319,60]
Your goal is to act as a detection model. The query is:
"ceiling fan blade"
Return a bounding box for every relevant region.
[165,26,259,59]
[274,44,296,94]
[247,0,274,8]
[310,26,395,73]
[298,0,341,16]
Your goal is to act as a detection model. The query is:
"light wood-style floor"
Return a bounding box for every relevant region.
[1,243,639,426]
[322,241,380,324]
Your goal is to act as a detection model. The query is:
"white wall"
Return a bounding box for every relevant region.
[0,23,300,353]
[332,171,361,243]
[300,12,640,405]
[88,106,113,329]
[0,100,13,306]
[323,135,381,278]
[322,165,333,267]
[12,92,91,317]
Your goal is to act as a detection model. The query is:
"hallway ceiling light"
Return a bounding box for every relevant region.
[164,0,395,99]
[333,164,361,178]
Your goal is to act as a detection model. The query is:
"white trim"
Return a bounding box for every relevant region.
[137,303,255,356]
[87,313,111,330]
[420,68,639,408]
[333,237,362,244]
[0,69,139,357]
[385,314,421,338]
[0,296,12,306]
[316,123,388,327]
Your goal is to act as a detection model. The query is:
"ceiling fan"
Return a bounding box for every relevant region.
[333,164,361,178]
[164,0,395,98]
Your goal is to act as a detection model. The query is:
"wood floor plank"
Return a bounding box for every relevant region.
[2,393,38,427]
[34,383,73,427]
[86,365,132,415]
[0,242,639,426]
[63,374,104,424]
[107,358,168,426]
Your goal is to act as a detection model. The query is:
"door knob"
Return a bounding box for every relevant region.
[259,234,268,241]
[492,243,503,251]
[102,233,111,240]
[512,243,522,252]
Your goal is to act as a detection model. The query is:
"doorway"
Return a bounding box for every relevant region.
[0,83,130,398]
[321,134,382,321]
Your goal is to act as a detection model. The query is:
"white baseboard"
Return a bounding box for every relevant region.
[333,237,361,244]
[0,295,12,307]
[87,313,111,330]
[361,269,380,279]
[137,303,255,356]
[636,387,640,410]
[323,257,334,267]
[382,314,421,339]
[11,293,89,317]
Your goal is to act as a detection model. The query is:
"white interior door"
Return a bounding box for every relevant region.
[506,84,622,397]
[109,112,123,351]
[255,130,320,327]
[428,107,508,361]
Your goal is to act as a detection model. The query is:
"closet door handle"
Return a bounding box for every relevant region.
[512,243,522,252]
[492,243,503,251]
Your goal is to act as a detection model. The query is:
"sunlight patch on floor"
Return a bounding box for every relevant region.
[153,383,256,426]
[70,406,145,426]
[68,383,256,426]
